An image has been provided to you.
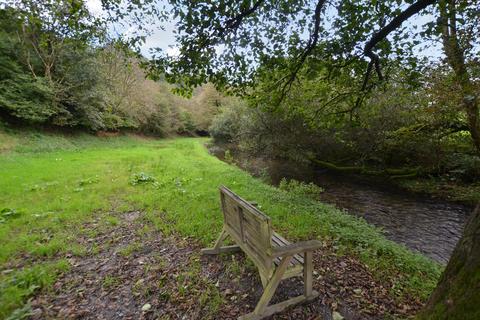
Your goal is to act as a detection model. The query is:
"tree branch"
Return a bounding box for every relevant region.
[354,0,437,113]
[219,0,265,36]
[363,0,437,85]
[276,0,326,104]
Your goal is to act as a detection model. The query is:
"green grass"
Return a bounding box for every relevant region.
[0,129,442,318]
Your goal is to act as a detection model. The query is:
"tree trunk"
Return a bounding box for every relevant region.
[408,3,480,318]
[417,204,480,319]
[439,0,480,153]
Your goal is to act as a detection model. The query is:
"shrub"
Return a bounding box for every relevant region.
[209,102,246,143]
[278,178,324,198]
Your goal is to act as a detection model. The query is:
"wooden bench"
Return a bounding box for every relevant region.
[202,186,322,320]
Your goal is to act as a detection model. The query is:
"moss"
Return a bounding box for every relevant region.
[417,205,480,319]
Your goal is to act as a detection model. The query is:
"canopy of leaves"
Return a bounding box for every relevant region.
[134,0,478,113]
[146,0,437,95]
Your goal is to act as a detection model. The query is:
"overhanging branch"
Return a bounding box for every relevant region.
[354,0,437,112]
[219,0,265,36]
[276,0,326,104]
[362,0,437,88]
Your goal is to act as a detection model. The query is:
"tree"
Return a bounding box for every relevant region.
[145,0,479,153]
[5,0,105,83]
[0,8,56,123]
[134,0,479,318]
[436,0,480,152]
[418,204,480,319]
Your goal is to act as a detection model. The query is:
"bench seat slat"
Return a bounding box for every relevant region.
[271,232,304,266]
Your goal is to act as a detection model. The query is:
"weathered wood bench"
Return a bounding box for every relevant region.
[202,186,322,320]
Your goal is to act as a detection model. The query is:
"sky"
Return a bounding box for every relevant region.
[86,0,178,57]
[85,0,443,60]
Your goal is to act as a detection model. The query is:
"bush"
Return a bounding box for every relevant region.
[278,178,324,198]
[441,153,480,182]
[209,102,246,143]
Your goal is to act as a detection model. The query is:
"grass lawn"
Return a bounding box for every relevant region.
[0,129,442,318]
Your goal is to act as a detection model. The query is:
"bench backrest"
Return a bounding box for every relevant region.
[219,186,273,273]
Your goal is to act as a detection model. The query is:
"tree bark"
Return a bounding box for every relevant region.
[419,9,480,316]
[417,204,480,319]
[439,0,480,153]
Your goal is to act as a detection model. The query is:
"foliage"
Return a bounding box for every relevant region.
[148,0,480,157]
[146,1,447,94]
[210,62,480,182]
[0,5,233,136]
[209,99,247,143]
[0,16,56,122]
[130,172,156,185]
[278,178,324,198]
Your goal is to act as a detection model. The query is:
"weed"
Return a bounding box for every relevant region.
[28,181,59,192]
[225,255,242,278]
[104,216,119,226]
[78,176,99,186]
[0,208,20,224]
[130,172,156,185]
[224,149,234,164]
[278,178,324,197]
[118,242,142,257]
[5,303,32,320]
[102,275,120,290]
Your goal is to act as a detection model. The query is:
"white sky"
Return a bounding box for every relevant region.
[86,0,178,57]
[85,0,443,60]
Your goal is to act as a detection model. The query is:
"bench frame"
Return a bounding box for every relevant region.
[202,186,321,320]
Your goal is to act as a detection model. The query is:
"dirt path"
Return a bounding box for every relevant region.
[30,211,423,319]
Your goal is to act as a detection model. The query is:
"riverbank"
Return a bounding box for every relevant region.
[215,143,480,206]
[395,178,480,206]
[209,143,473,265]
[0,130,441,318]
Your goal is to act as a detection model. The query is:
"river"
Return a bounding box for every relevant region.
[210,145,471,264]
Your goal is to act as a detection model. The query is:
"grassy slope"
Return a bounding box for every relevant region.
[0,129,441,318]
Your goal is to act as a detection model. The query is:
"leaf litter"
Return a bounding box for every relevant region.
[28,211,424,319]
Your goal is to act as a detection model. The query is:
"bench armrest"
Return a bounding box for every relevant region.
[272,240,322,258]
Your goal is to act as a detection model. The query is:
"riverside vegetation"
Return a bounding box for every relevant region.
[1,0,479,318]
[0,128,441,318]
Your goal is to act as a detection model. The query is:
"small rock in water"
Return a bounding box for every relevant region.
[141,303,151,312]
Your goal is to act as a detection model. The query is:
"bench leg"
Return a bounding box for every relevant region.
[304,251,314,297]
[238,292,318,320]
[239,253,319,320]
[239,256,294,320]
[201,228,241,255]
[259,272,269,289]
[253,256,292,315]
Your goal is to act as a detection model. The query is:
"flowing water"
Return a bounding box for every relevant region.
[210,146,471,264]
